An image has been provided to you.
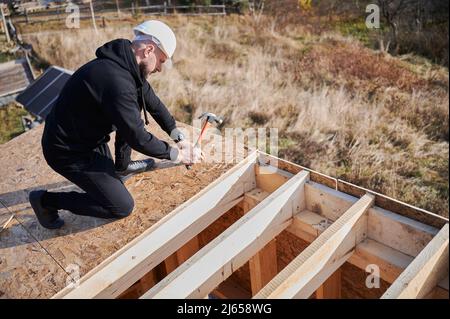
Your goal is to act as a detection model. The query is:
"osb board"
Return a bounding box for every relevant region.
[0,119,232,298]
[0,217,68,298]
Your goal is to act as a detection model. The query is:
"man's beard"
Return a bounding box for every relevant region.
[139,61,152,79]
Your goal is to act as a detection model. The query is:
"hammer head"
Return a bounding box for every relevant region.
[198,112,223,125]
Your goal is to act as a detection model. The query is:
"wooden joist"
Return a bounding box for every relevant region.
[256,163,440,258]
[242,188,278,296]
[287,210,414,284]
[53,152,258,299]
[258,152,448,229]
[249,239,278,296]
[304,181,439,257]
[255,194,375,299]
[141,170,310,299]
[315,269,341,299]
[382,223,449,299]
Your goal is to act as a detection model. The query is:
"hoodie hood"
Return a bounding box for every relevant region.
[95,39,150,125]
[95,39,143,88]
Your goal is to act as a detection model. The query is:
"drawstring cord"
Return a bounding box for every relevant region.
[140,87,150,125]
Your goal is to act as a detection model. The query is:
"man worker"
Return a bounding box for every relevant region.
[29,20,200,229]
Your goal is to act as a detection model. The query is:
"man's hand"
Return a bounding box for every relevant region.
[176,139,191,150]
[170,142,203,165]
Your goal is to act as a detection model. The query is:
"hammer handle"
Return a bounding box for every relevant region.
[185,122,210,170]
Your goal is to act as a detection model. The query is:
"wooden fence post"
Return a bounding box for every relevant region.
[89,0,98,33]
[1,4,10,43]
[115,0,120,16]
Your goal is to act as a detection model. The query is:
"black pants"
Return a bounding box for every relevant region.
[41,133,134,219]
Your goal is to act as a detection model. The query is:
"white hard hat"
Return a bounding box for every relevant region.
[133,20,176,59]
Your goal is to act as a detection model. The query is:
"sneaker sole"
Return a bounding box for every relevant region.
[29,191,64,229]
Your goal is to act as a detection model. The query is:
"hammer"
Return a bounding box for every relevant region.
[186,112,223,170]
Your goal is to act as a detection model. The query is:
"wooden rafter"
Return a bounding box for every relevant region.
[53,152,258,299]
[141,170,310,299]
[255,194,375,299]
[382,223,449,299]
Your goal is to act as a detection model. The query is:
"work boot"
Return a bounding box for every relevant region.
[115,158,156,182]
[29,190,64,229]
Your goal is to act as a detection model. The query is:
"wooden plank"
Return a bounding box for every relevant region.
[163,253,179,275]
[255,165,293,193]
[425,281,449,299]
[338,179,448,229]
[258,152,447,228]
[286,210,331,242]
[382,224,449,299]
[350,239,414,284]
[162,236,200,275]
[176,236,200,265]
[243,188,278,295]
[118,269,158,299]
[256,165,441,258]
[243,188,270,209]
[286,210,417,284]
[53,152,258,299]
[253,185,428,283]
[249,239,278,296]
[257,153,337,189]
[255,194,374,299]
[305,181,439,257]
[211,279,252,299]
[142,170,310,299]
[315,269,341,299]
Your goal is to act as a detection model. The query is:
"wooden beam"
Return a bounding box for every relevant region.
[243,188,278,296]
[163,253,179,275]
[249,170,439,291]
[286,210,416,284]
[255,194,374,299]
[249,239,278,296]
[258,152,448,229]
[176,236,200,265]
[242,182,428,288]
[163,236,200,275]
[53,152,258,299]
[305,181,439,257]
[315,269,341,299]
[211,279,252,299]
[255,165,292,193]
[141,170,310,299]
[0,4,10,43]
[255,164,441,258]
[382,224,449,299]
[350,239,414,284]
[118,269,158,299]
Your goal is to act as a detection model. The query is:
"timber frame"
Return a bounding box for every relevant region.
[53,151,449,299]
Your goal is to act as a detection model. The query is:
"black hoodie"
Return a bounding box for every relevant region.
[42,39,177,160]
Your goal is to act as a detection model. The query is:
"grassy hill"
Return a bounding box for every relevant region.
[21,15,449,216]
